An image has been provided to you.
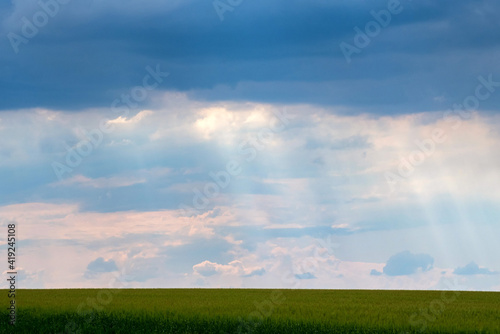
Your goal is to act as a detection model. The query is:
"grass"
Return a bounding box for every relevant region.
[1,289,499,333]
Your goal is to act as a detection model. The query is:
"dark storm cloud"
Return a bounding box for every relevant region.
[1,0,500,112]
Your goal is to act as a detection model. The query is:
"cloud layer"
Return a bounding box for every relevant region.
[1,0,499,291]
[1,0,500,112]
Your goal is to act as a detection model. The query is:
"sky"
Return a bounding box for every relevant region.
[0,0,499,291]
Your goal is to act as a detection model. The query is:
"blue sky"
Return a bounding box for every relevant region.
[1,0,499,291]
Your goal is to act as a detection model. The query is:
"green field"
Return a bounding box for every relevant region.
[2,289,499,333]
